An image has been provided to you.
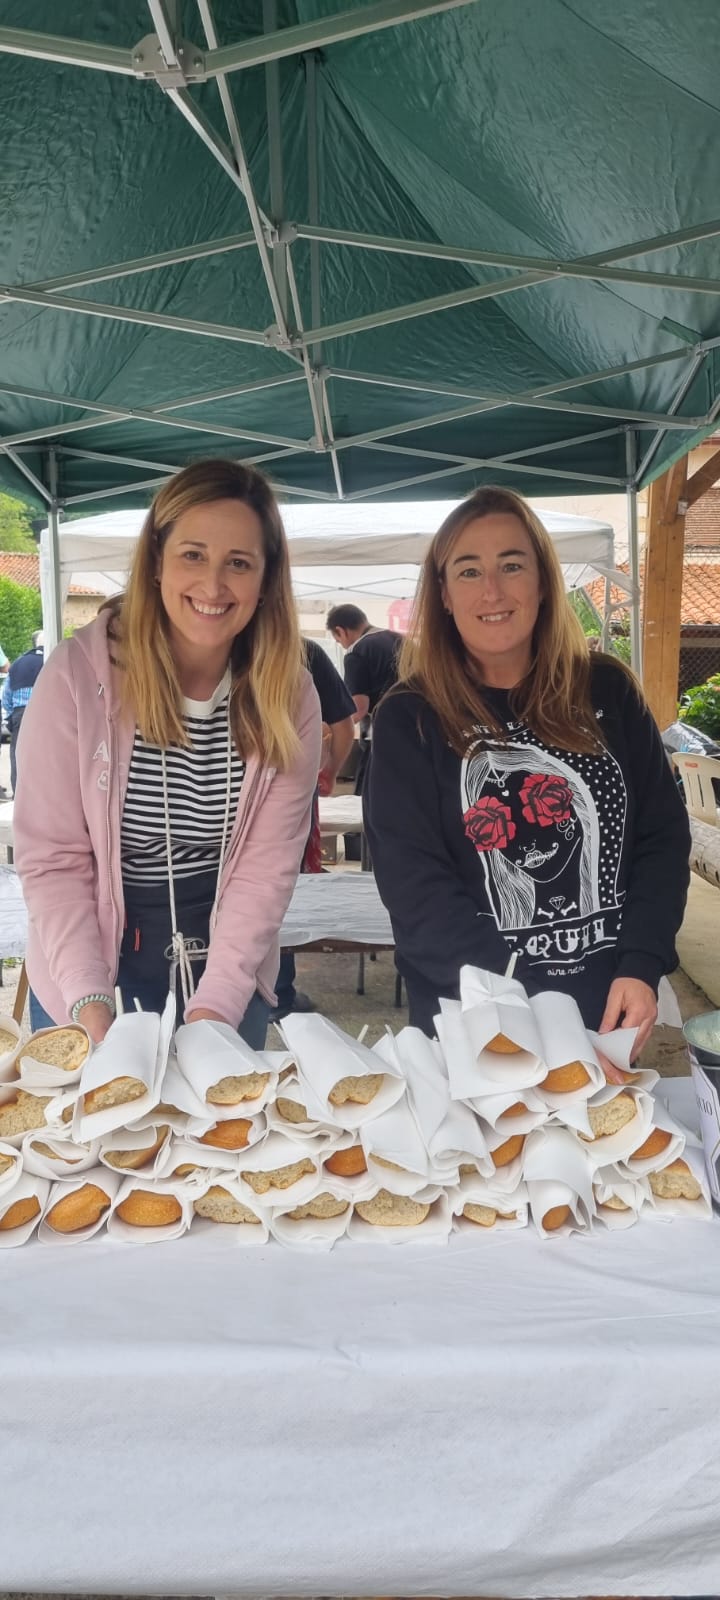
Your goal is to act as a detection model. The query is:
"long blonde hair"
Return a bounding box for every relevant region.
[399,486,608,754]
[108,459,303,769]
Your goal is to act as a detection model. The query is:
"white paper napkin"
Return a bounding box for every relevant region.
[450,1173,529,1234]
[0,1081,54,1148]
[0,1138,22,1198]
[279,1012,405,1128]
[21,1130,100,1180]
[524,1124,595,1236]
[642,1144,712,1223]
[270,1189,351,1251]
[0,1017,22,1082]
[530,990,605,1103]
[265,1077,339,1144]
[436,997,546,1101]
[174,1020,279,1117]
[347,1186,451,1246]
[98,1122,174,1180]
[188,1173,270,1244]
[73,994,175,1142]
[108,1174,192,1243]
[577,1086,655,1169]
[592,1164,648,1230]
[620,1097,688,1177]
[235,1129,322,1209]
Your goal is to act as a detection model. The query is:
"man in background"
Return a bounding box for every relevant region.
[3,629,44,795]
[326,603,402,825]
[270,638,355,1022]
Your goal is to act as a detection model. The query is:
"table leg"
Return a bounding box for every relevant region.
[357,951,365,994]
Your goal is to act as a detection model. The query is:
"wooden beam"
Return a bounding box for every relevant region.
[642,454,688,730]
[684,442,720,508]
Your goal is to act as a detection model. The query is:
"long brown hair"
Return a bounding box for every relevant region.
[108,458,303,769]
[399,486,611,754]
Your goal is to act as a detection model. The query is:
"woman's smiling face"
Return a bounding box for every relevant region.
[158,497,266,668]
[441,512,542,685]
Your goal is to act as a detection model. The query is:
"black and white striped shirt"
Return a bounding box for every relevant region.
[121,671,245,885]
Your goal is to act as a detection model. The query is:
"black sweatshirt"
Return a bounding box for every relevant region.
[365,659,691,1032]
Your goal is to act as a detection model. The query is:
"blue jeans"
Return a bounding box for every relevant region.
[29,986,271,1052]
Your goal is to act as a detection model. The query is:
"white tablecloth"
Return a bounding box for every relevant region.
[279,869,393,947]
[318,793,364,834]
[0,797,14,847]
[0,862,27,957]
[2,1078,719,1597]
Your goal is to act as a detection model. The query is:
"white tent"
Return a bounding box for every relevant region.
[40,501,633,649]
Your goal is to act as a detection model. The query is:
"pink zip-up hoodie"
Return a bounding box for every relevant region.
[13,612,321,1028]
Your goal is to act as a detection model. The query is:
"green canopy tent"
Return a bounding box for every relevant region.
[2,0,720,658]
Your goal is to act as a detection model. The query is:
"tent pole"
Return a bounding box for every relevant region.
[626,431,642,678]
[44,449,64,656]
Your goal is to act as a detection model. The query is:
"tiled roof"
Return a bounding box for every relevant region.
[587,562,720,627]
[0,552,103,597]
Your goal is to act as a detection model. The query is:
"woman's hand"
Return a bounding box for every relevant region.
[76,1000,114,1044]
[599,977,658,1060]
[185,1008,227,1026]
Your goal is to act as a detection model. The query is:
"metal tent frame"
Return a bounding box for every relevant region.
[3,3,720,664]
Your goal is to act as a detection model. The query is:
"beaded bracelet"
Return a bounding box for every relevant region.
[71,993,115,1024]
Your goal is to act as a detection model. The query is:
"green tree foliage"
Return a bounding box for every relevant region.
[0,494,36,553]
[0,576,42,660]
[679,674,720,738]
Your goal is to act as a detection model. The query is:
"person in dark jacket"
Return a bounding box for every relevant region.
[3,630,44,795]
[365,487,690,1052]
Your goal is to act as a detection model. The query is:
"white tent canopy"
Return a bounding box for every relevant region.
[40,501,632,648]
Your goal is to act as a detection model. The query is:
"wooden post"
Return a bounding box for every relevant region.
[641,454,688,730]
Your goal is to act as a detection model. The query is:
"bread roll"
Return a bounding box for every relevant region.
[116,1191,183,1227]
[632,1127,672,1161]
[83,1075,145,1114]
[491,1133,525,1168]
[286,1193,350,1221]
[241,1157,315,1194]
[206,1072,270,1105]
[0,1027,18,1055]
[585,1093,636,1139]
[541,1061,590,1092]
[0,1151,16,1176]
[459,1161,480,1176]
[485,1032,521,1054]
[25,1025,89,1072]
[172,1161,200,1178]
[0,1088,51,1136]
[276,1095,309,1124]
[355,1189,430,1227]
[542,1204,571,1231]
[103,1125,169,1171]
[0,1194,41,1230]
[193,1185,261,1224]
[328,1072,383,1107]
[0,1196,41,1228]
[649,1159,702,1201]
[462,1202,497,1227]
[599,1194,631,1212]
[324,1145,367,1177]
[198,1117,252,1150]
[502,1101,528,1118]
[46,1182,111,1234]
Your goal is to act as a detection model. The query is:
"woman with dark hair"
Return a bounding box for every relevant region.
[14,459,321,1049]
[366,487,690,1052]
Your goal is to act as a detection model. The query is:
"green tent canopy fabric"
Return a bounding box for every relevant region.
[1,0,720,514]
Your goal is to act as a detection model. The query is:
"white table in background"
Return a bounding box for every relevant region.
[1,1077,718,1597]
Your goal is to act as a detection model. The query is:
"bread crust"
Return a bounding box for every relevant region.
[462,1202,497,1227]
[585,1093,636,1139]
[83,1076,145,1114]
[542,1061,591,1092]
[198,1117,252,1150]
[324,1145,367,1177]
[633,1127,672,1161]
[542,1204,571,1230]
[103,1125,169,1170]
[276,1095,309,1124]
[116,1191,183,1227]
[0,1194,41,1230]
[46,1182,111,1233]
[485,1032,522,1054]
[491,1133,525,1168]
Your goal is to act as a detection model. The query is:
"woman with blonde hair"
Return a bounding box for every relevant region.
[14,458,321,1048]
[366,486,690,1051]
